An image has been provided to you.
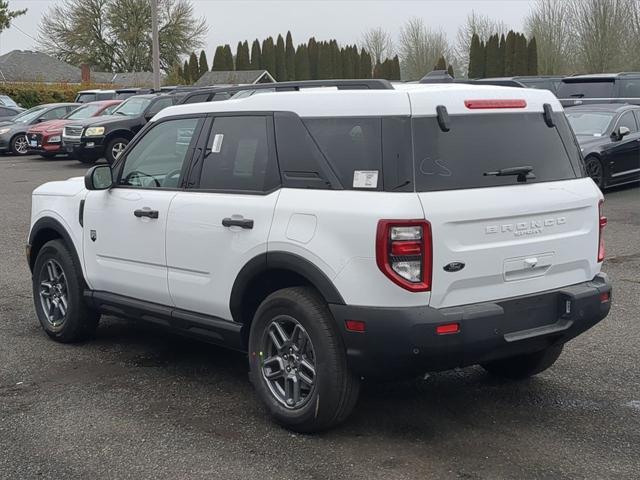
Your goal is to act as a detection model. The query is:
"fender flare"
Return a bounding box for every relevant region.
[28,216,83,275]
[229,251,345,323]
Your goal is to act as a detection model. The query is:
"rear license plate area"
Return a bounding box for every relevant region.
[499,293,561,334]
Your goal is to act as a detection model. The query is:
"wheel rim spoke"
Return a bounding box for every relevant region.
[38,259,69,328]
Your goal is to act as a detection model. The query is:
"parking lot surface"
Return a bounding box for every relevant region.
[1,155,639,480]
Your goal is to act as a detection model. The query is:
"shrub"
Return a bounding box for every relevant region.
[0,82,112,108]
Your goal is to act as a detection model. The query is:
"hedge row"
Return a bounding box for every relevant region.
[0,83,112,109]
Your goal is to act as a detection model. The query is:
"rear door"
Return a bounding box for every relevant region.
[166,113,280,320]
[410,105,602,308]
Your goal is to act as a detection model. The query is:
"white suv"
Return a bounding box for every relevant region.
[27,82,612,432]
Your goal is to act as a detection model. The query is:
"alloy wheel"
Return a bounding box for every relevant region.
[14,135,28,154]
[585,157,603,188]
[261,315,317,409]
[111,142,127,160]
[38,259,69,327]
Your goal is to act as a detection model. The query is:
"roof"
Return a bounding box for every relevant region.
[194,70,275,87]
[0,50,82,83]
[564,103,640,113]
[564,73,640,82]
[155,83,561,121]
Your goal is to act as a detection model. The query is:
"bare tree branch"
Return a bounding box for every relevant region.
[360,26,394,65]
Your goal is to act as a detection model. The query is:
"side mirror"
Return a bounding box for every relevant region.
[85,165,113,190]
[613,126,631,140]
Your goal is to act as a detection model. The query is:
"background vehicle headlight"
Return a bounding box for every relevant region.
[0,127,11,135]
[85,127,105,136]
[48,135,61,143]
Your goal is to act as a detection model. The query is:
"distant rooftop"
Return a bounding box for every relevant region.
[194,69,275,87]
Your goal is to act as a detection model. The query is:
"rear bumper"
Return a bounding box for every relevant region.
[330,274,612,378]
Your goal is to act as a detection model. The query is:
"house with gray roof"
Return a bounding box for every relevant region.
[0,50,82,83]
[194,70,275,87]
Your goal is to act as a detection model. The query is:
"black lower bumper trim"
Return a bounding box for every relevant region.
[330,274,612,378]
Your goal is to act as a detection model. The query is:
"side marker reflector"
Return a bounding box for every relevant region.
[600,291,610,303]
[345,320,366,333]
[436,323,460,335]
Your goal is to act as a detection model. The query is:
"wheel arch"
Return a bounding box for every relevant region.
[28,217,83,279]
[105,129,134,144]
[230,252,345,344]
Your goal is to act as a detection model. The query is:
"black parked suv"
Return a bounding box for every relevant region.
[558,73,640,107]
[471,76,564,95]
[62,94,176,164]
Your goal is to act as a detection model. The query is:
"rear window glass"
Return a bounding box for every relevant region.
[557,81,614,99]
[412,113,580,192]
[302,117,383,190]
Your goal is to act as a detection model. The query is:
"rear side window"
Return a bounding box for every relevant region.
[620,79,640,98]
[302,117,383,190]
[198,115,279,192]
[412,112,580,192]
[557,81,615,99]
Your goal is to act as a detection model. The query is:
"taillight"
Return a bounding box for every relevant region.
[376,220,432,292]
[464,99,527,109]
[598,199,607,262]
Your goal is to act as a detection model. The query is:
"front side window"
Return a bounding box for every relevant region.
[39,107,69,121]
[146,98,174,117]
[118,118,199,189]
[620,79,640,98]
[198,115,277,192]
[617,111,638,133]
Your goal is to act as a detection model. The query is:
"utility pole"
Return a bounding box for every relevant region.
[151,0,161,91]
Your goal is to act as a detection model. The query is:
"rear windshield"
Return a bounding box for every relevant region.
[76,93,97,103]
[557,80,615,99]
[412,112,581,192]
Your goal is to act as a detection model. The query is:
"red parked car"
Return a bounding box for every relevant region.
[27,100,122,158]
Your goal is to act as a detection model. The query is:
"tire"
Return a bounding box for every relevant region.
[248,287,360,433]
[584,155,605,189]
[105,137,129,164]
[481,344,564,380]
[10,134,29,156]
[32,239,100,343]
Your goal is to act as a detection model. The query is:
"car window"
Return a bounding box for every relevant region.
[0,107,15,116]
[112,97,152,116]
[557,81,615,99]
[118,118,199,189]
[0,95,18,107]
[96,92,115,100]
[76,93,97,103]
[146,97,174,117]
[40,107,69,121]
[620,79,640,98]
[66,104,102,120]
[617,111,638,133]
[183,93,210,104]
[198,116,278,192]
[102,104,119,115]
[566,111,615,136]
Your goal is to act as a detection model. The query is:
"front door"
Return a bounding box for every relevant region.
[83,115,202,305]
[609,110,640,180]
[166,114,280,320]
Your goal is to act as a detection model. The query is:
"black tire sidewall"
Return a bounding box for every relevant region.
[11,134,28,156]
[32,240,89,341]
[585,156,605,189]
[106,137,129,164]
[248,289,346,430]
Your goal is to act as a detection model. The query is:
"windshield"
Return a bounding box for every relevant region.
[0,95,18,107]
[557,81,615,99]
[13,106,46,124]
[566,111,615,136]
[412,112,581,191]
[66,104,103,120]
[112,97,151,116]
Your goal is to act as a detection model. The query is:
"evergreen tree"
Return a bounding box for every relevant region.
[504,30,517,76]
[527,36,538,76]
[498,34,506,76]
[261,37,276,76]
[341,46,354,78]
[468,33,483,79]
[391,55,401,80]
[183,59,190,83]
[223,44,234,70]
[235,41,250,70]
[360,48,372,79]
[188,51,200,83]
[434,55,447,71]
[484,34,500,77]
[330,40,341,78]
[308,37,319,79]
[211,45,226,71]
[250,39,261,70]
[352,45,361,78]
[294,44,310,80]
[285,31,296,81]
[275,34,287,81]
[317,41,333,79]
[198,50,209,76]
[447,64,454,78]
[514,33,528,76]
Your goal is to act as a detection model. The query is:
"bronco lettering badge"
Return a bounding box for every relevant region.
[485,217,566,237]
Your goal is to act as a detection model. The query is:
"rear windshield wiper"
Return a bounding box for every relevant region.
[483,166,536,183]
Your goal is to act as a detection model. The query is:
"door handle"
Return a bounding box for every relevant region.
[222,217,254,229]
[134,208,159,219]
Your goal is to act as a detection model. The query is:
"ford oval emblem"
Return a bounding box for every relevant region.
[444,262,465,272]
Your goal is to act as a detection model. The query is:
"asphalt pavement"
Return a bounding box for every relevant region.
[0,155,639,479]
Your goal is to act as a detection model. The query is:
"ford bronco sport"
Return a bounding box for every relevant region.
[28,81,612,432]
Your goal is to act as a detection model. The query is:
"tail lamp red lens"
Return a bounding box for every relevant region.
[464,99,527,109]
[599,291,610,303]
[345,320,366,332]
[376,220,432,292]
[436,323,460,335]
[598,199,606,262]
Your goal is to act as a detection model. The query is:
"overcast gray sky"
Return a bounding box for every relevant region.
[1,0,535,55]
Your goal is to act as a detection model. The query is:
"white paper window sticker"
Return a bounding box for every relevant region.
[353,170,379,189]
[212,133,224,153]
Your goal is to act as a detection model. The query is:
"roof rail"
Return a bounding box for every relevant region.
[212,79,393,92]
